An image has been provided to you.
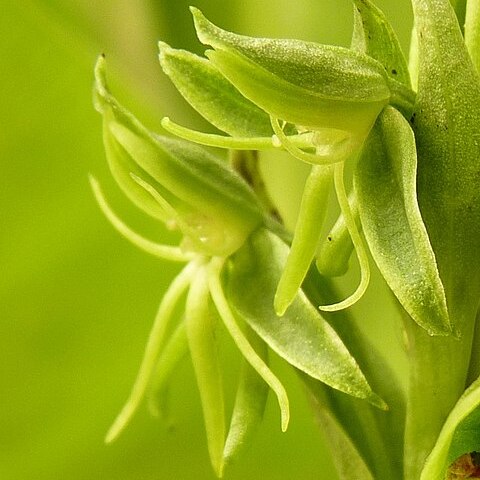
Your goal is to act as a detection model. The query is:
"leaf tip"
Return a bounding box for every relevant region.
[423,307,453,337]
[369,393,389,411]
[273,291,289,317]
[190,6,217,46]
[426,323,453,337]
[158,41,175,71]
[93,54,108,113]
[213,459,225,479]
[104,420,122,444]
[281,410,290,432]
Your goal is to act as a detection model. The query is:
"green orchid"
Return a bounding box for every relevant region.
[91,0,480,478]
[91,55,383,477]
[158,7,449,334]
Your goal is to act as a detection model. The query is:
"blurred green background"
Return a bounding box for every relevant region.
[0,1,411,478]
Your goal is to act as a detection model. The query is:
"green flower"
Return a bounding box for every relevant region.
[157,8,449,337]
[158,9,399,317]
[91,56,382,477]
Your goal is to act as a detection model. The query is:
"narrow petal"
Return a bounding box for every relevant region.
[318,162,370,312]
[186,266,226,477]
[89,175,193,262]
[105,260,199,443]
[208,257,290,432]
[274,164,334,316]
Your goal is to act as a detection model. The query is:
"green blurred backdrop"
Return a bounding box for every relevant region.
[0,1,411,478]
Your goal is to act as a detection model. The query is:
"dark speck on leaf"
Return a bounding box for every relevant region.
[391,69,397,75]
[327,236,332,242]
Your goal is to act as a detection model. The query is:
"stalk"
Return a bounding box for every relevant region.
[403,296,478,478]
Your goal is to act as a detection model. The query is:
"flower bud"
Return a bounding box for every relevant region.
[191,8,391,141]
[94,56,263,257]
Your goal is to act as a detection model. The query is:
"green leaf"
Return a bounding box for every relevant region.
[301,271,406,479]
[412,0,480,306]
[402,0,480,477]
[420,375,480,479]
[354,106,450,336]
[94,56,263,256]
[158,43,273,138]
[191,7,390,135]
[351,0,411,87]
[305,385,375,480]
[226,228,385,408]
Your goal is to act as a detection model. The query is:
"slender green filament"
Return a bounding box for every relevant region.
[318,162,370,312]
[271,116,353,165]
[161,117,314,151]
[105,260,200,443]
[89,175,194,262]
[208,257,290,432]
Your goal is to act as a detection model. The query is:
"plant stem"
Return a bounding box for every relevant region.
[403,300,477,479]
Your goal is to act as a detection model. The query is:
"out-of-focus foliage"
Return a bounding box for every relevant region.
[0,1,410,479]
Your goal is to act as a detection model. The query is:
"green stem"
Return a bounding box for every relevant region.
[403,300,477,479]
[229,149,281,221]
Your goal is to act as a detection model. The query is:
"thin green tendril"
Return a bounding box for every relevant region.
[208,257,290,432]
[161,117,314,151]
[89,175,194,262]
[318,162,370,312]
[147,320,188,420]
[270,116,352,165]
[105,259,201,443]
